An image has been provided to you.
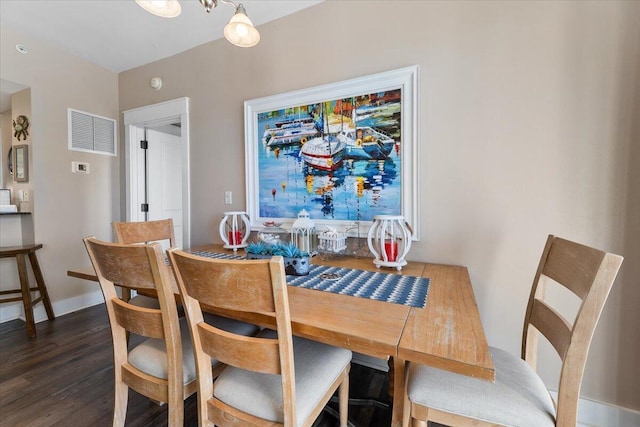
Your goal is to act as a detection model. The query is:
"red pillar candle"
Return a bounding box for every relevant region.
[229,230,242,245]
[384,240,398,262]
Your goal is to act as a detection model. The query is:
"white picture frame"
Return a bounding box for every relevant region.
[244,65,420,240]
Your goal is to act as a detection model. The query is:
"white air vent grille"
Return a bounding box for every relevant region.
[68,109,117,156]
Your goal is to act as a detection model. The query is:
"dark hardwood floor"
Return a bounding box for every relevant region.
[0,304,410,427]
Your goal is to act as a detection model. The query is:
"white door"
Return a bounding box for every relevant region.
[123,98,191,249]
[146,128,183,249]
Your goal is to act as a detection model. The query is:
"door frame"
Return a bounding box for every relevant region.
[122,97,190,248]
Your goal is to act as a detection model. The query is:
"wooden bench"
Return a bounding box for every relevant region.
[0,244,55,337]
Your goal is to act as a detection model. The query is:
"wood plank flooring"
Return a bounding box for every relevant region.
[0,304,403,427]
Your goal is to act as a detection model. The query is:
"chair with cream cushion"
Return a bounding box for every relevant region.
[83,237,209,426]
[112,218,177,308]
[168,249,352,427]
[113,219,260,334]
[403,235,623,427]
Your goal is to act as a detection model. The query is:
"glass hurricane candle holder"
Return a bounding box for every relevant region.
[219,211,250,252]
[367,215,412,271]
[290,209,317,255]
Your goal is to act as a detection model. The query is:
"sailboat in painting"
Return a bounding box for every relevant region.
[300,103,345,171]
[300,134,345,171]
[338,126,396,160]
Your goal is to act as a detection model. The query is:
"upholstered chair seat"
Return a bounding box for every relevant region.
[129,315,260,385]
[407,346,556,427]
[213,330,352,425]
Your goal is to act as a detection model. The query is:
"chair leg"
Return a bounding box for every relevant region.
[167,403,184,426]
[167,380,184,426]
[121,288,132,303]
[339,369,350,427]
[113,380,128,427]
[16,253,36,338]
[402,380,411,427]
[28,251,55,320]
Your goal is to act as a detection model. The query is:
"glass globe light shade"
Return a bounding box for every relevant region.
[224,5,260,47]
[135,0,182,18]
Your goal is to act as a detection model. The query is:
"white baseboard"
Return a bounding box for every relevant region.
[549,390,640,427]
[0,289,105,324]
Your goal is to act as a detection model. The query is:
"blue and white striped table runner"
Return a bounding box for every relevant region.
[189,250,429,308]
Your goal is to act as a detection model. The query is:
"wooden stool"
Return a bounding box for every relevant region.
[0,244,55,337]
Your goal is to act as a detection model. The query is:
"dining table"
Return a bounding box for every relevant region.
[68,243,495,427]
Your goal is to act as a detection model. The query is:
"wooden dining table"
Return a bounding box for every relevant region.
[68,243,494,427]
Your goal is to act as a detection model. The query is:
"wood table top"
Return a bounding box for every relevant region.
[400,263,494,380]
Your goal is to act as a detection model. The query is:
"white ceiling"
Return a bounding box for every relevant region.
[0,0,323,112]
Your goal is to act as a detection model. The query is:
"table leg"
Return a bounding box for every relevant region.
[389,356,407,427]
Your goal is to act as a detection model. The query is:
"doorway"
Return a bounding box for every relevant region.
[122,98,190,249]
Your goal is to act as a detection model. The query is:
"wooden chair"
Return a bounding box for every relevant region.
[168,249,352,427]
[83,237,208,426]
[113,218,176,250]
[403,235,623,427]
[112,219,176,308]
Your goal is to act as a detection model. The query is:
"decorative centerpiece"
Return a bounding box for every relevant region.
[219,211,251,252]
[290,209,317,255]
[367,215,412,271]
[245,240,311,276]
[317,226,347,254]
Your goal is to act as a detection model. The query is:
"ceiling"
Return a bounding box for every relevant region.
[0,0,323,112]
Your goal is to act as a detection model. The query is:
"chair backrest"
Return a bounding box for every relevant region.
[167,249,297,425]
[521,235,623,426]
[83,236,185,423]
[113,218,176,250]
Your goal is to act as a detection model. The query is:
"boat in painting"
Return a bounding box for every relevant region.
[353,102,400,129]
[262,118,319,146]
[263,125,319,146]
[300,135,345,171]
[337,126,396,160]
[274,117,315,129]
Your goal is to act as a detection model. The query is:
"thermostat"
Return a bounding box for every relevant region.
[72,161,90,174]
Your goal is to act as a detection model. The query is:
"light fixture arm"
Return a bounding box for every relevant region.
[220,0,239,8]
[200,0,239,13]
[199,0,218,13]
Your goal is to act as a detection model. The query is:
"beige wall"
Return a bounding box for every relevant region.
[9,88,33,212]
[119,0,639,411]
[0,27,120,316]
[1,112,11,187]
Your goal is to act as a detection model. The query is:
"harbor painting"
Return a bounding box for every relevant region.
[245,66,420,239]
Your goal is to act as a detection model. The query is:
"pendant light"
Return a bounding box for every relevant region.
[223,3,260,48]
[135,0,182,18]
[137,0,260,47]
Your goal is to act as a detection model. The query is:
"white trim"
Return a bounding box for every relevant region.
[0,288,105,324]
[122,97,191,249]
[548,390,640,427]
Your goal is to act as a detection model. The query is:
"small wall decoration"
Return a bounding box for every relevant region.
[244,66,420,240]
[13,144,28,182]
[13,115,29,141]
